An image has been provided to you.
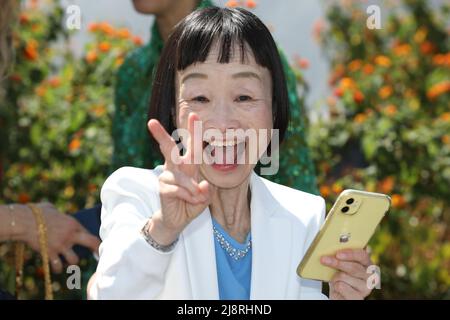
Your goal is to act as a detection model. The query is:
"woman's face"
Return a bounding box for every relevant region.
[175,45,273,189]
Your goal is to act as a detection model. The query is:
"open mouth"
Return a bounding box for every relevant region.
[202,138,247,166]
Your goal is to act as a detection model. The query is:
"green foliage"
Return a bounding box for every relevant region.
[0,0,142,298]
[310,0,450,298]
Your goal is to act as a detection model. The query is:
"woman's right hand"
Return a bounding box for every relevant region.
[146,113,211,245]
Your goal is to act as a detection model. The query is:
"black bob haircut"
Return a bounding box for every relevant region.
[148,6,290,147]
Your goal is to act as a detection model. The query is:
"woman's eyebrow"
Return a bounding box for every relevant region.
[232,71,262,82]
[181,72,208,84]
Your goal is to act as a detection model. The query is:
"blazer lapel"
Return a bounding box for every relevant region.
[181,172,293,300]
[249,172,293,299]
[182,208,219,299]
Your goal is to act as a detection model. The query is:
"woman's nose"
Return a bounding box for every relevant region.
[203,100,240,132]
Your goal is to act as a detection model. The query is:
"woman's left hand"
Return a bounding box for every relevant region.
[321,248,374,300]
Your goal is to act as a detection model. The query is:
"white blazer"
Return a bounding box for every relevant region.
[89,166,328,300]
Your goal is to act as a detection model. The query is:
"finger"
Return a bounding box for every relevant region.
[321,256,367,280]
[148,119,179,165]
[160,182,206,204]
[335,248,372,267]
[329,283,345,300]
[184,112,202,164]
[49,256,63,274]
[198,180,210,199]
[332,281,364,300]
[73,231,101,254]
[331,271,371,296]
[62,248,79,266]
[159,170,202,197]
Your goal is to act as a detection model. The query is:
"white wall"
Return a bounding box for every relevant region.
[62,0,330,109]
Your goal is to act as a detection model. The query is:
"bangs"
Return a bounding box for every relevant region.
[175,7,272,70]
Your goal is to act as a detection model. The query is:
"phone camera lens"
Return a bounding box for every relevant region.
[346,198,354,205]
[341,206,350,213]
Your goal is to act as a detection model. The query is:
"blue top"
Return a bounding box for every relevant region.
[212,218,252,300]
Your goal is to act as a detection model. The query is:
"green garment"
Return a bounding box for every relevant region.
[112,0,318,194]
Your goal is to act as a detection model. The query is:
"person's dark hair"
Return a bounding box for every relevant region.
[149,6,289,148]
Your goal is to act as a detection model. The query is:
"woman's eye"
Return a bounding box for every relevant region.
[192,96,209,103]
[236,95,253,102]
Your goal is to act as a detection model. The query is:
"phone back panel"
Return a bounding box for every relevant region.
[297,189,390,282]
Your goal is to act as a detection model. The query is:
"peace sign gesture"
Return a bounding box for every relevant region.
[145,113,211,246]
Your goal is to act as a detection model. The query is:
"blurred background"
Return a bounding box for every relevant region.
[0,0,449,299]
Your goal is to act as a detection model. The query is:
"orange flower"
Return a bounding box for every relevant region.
[379,86,393,99]
[353,90,364,104]
[99,22,114,35]
[328,64,345,86]
[320,185,331,198]
[116,28,131,39]
[442,135,450,145]
[19,13,30,24]
[362,63,374,75]
[340,77,356,90]
[69,138,81,152]
[225,0,240,7]
[91,104,106,117]
[312,19,325,42]
[18,193,31,204]
[375,55,391,67]
[48,76,61,88]
[391,194,406,208]
[379,176,395,194]
[334,87,344,98]
[31,24,42,32]
[35,85,47,97]
[24,40,39,61]
[98,41,111,52]
[133,36,143,46]
[354,113,367,124]
[348,59,362,72]
[384,104,397,116]
[393,44,411,56]
[332,183,343,194]
[413,27,427,43]
[295,56,310,69]
[245,0,257,8]
[30,0,38,9]
[427,81,450,100]
[88,23,98,32]
[432,53,450,67]
[420,41,435,55]
[86,50,98,63]
[115,57,124,67]
[440,112,450,122]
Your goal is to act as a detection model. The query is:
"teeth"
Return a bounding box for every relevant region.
[207,140,238,147]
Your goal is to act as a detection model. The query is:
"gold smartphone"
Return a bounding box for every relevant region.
[297,189,391,282]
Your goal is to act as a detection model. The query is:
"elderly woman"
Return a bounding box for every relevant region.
[90,7,373,300]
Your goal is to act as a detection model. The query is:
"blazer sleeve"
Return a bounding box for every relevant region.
[299,196,328,300]
[89,167,173,300]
